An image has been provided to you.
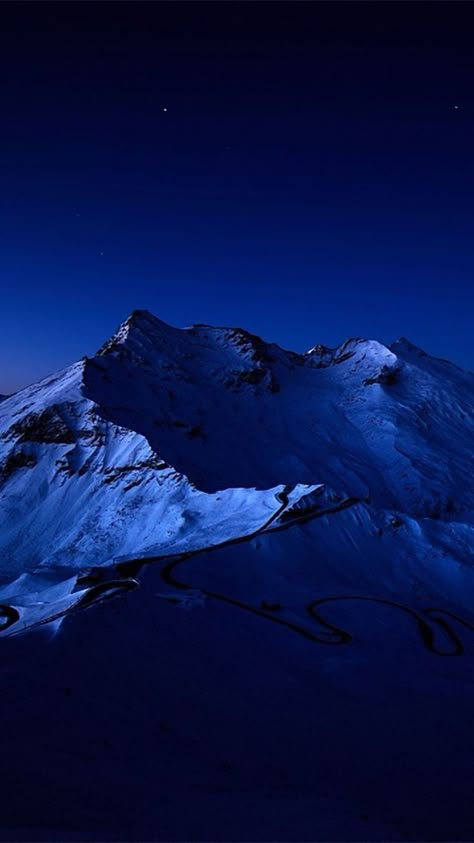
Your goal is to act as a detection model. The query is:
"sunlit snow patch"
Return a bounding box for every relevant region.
[0,483,323,637]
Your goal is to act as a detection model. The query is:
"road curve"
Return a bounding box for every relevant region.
[108,490,474,657]
[2,488,473,655]
[306,596,472,656]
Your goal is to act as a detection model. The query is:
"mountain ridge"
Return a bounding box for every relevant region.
[3,309,471,398]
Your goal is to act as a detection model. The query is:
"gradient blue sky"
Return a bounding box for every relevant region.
[2,2,474,393]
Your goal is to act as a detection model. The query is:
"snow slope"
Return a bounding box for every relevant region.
[0,310,474,841]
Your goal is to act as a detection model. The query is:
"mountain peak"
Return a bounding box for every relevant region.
[119,308,173,336]
[96,309,176,357]
[390,336,425,354]
[305,337,397,371]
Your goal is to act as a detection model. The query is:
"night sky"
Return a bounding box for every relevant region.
[2,2,474,393]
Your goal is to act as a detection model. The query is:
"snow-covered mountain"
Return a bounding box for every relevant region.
[1,310,473,841]
[1,308,473,621]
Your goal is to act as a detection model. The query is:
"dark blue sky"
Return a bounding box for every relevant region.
[2,2,474,393]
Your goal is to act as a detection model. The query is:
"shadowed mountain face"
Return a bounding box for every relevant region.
[85,311,474,514]
[0,311,473,841]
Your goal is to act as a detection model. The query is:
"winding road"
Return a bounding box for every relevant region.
[306,596,474,656]
[3,487,474,655]
[120,488,474,657]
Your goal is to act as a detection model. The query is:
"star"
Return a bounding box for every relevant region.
[454,105,459,110]
[163,107,168,112]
